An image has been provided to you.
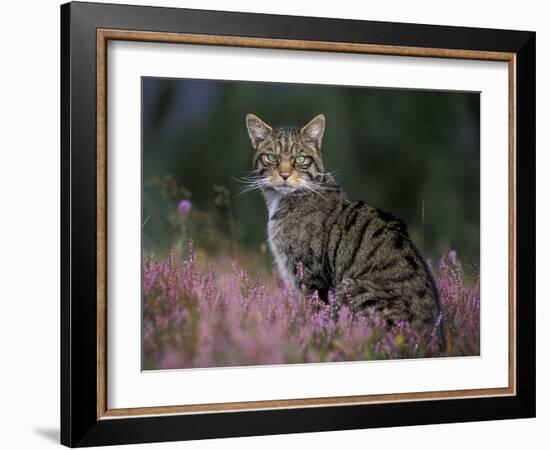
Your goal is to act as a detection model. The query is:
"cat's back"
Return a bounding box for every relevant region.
[270,193,433,291]
[331,201,440,325]
[331,201,424,282]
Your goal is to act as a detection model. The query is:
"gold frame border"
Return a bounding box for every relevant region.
[96,29,517,420]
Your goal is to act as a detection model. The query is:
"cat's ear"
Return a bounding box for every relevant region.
[301,114,325,150]
[246,114,272,149]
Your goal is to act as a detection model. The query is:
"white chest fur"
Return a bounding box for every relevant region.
[267,221,296,291]
[266,194,280,220]
[265,193,296,290]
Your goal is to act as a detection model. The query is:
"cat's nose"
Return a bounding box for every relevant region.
[279,172,290,180]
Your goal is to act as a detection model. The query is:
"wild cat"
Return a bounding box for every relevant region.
[245,113,444,340]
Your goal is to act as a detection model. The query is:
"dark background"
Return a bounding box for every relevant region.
[142,77,480,271]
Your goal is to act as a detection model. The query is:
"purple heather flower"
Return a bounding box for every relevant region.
[449,250,458,265]
[177,199,192,214]
[142,244,480,370]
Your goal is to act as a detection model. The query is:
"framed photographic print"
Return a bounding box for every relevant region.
[60,1,536,447]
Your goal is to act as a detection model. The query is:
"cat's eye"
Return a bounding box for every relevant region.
[264,153,278,164]
[295,155,309,165]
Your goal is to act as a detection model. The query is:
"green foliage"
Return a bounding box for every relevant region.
[143,78,479,268]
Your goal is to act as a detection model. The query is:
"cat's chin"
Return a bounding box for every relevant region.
[272,184,297,194]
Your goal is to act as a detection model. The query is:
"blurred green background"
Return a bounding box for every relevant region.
[142,77,480,271]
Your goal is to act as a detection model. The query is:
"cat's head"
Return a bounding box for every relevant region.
[245,114,326,194]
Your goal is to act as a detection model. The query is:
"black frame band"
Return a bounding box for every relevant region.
[61,2,535,447]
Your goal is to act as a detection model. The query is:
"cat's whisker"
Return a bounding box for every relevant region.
[233,179,267,192]
[236,187,258,196]
[309,183,328,198]
[323,170,339,178]
[235,179,269,196]
[230,174,265,185]
[301,182,326,200]
[237,179,264,187]
[237,182,264,193]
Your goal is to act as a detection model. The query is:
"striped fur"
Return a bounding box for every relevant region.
[245,114,444,341]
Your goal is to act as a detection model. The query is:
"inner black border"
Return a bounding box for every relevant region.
[61,2,535,447]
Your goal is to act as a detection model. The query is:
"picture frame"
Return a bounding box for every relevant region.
[60,1,536,447]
